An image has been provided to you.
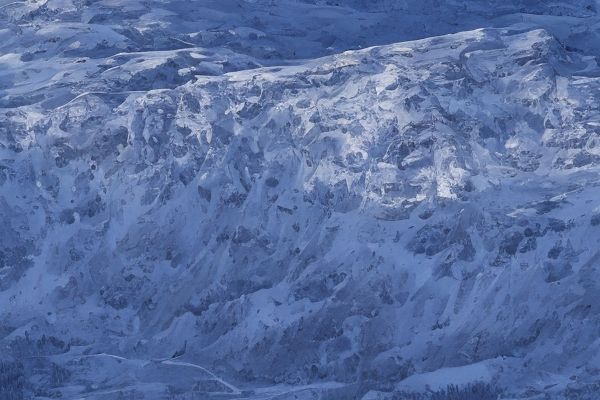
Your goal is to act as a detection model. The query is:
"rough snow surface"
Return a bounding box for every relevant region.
[3,1,600,399]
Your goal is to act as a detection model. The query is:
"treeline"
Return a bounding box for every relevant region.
[0,360,25,400]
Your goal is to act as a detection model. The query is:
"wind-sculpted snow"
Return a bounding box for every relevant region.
[3,1,600,399]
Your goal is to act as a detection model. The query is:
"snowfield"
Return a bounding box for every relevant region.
[3,1,600,399]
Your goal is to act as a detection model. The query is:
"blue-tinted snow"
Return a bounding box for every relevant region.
[2,1,600,399]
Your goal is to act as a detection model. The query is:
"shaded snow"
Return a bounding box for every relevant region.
[2,1,600,399]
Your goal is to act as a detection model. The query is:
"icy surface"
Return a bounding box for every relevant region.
[3,0,600,399]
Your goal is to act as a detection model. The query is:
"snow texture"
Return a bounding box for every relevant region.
[2,0,600,399]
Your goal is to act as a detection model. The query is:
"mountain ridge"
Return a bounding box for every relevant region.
[2,1,600,399]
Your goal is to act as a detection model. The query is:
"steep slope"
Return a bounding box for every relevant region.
[3,1,600,400]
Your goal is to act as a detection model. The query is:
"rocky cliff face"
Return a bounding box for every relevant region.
[3,1,600,399]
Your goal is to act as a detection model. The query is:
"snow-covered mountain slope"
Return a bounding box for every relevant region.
[3,1,600,399]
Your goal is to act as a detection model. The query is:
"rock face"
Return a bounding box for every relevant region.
[3,0,600,399]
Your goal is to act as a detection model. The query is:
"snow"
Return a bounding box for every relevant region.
[2,0,600,399]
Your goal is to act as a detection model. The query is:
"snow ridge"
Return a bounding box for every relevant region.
[2,1,600,399]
